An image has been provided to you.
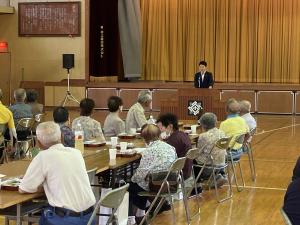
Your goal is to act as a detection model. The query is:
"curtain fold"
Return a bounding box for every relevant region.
[141,0,300,83]
[118,0,142,78]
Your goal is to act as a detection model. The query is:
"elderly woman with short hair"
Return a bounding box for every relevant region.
[103,96,125,137]
[72,98,105,142]
[125,90,152,133]
[195,112,227,187]
[26,89,43,115]
[128,124,177,222]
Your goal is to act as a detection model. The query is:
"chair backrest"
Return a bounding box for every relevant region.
[233,133,246,145]
[215,136,232,150]
[280,208,292,225]
[34,113,44,123]
[100,183,129,208]
[0,124,6,143]
[169,157,186,173]
[249,128,256,136]
[186,148,201,160]
[87,167,97,185]
[16,118,35,130]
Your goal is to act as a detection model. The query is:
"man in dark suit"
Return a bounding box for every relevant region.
[194,61,214,88]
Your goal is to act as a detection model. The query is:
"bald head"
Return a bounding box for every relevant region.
[226,98,240,114]
[239,100,251,115]
[14,88,26,103]
[141,124,161,144]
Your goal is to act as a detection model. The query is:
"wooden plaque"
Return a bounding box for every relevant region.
[18,2,81,36]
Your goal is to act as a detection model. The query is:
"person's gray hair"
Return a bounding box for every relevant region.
[14,88,26,102]
[199,112,217,130]
[239,100,251,113]
[226,98,240,114]
[137,90,152,104]
[36,121,61,147]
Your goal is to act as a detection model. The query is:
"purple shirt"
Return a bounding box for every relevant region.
[166,130,192,179]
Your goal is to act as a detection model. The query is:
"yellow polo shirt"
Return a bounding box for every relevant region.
[219,115,249,150]
[0,101,15,129]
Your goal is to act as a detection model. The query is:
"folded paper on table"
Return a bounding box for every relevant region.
[134,148,146,154]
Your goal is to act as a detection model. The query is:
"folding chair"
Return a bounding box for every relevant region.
[227,133,246,192]
[193,137,233,203]
[87,167,100,200]
[15,118,35,159]
[280,208,292,225]
[87,183,129,225]
[0,124,8,164]
[138,157,189,225]
[185,147,203,218]
[243,128,256,181]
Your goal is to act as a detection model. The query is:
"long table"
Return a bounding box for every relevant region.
[0,138,145,224]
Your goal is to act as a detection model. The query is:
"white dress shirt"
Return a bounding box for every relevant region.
[241,113,257,131]
[19,144,96,212]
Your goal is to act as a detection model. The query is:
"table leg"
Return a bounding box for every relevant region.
[16,203,21,225]
[111,169,116,188]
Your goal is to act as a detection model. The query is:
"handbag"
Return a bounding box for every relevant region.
[148,171,180,194]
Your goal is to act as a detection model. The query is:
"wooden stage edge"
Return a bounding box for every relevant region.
[21,80,300,115]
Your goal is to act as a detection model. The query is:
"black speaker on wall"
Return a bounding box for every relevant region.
[63,54,74,70]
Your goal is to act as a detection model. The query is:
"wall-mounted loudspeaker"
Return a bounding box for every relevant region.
[63,54,74,70]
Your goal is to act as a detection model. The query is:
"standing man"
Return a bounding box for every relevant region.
[194,61,214,88]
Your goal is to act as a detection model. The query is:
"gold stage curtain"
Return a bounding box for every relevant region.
[141,0,300,83]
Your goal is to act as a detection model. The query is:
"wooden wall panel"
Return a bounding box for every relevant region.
[220,90,256,112]
[119,89,150,110]
[152,89,178,111]
[87,88,118,109]
[257,91,293,114]
[294,92,300,114]
[0,53,11,105]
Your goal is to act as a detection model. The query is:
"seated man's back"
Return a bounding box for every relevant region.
[20,143,95,212]
[220,116,249,150]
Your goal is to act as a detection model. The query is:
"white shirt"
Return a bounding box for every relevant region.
[19,144,96,212]
[241,113,257,131]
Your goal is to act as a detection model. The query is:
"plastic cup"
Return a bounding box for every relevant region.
[109,148,117,160]
[120,142,128,152]
[130,128,137,134]
[111,137,118,148]
[191,125,198,134]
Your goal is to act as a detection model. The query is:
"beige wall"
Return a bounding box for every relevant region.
[0,0,86,97]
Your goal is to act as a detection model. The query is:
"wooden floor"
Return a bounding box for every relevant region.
[1,114,298,225]
[153,114,298,225]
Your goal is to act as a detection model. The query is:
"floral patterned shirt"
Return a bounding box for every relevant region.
[196,127,226,166]
[131,140,177,190]
[72,116,105,142]
[59,123,75,148]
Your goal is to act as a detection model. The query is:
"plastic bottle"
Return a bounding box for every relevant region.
[147,115,156,124]
[74,123,84,154]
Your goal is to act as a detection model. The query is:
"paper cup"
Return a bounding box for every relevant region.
[130,128,137,134]
[191,125,198,134]
[109,148,117,160]
[111,137,118,148]
[120,142,128,152]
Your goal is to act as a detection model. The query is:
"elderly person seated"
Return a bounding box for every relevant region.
[72,98,105,142]
[239,100,256,131]
[53,107,74,147]
[220,98,249,160]
[9,88,33,140]
[19,121,96,225]
[125,90,152,133]
[0,89,17,154]
[195,113,227,187]
[157,113,192,179]
[103,96,125,137]
[128,124,177,223]
[26,89,43,115]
